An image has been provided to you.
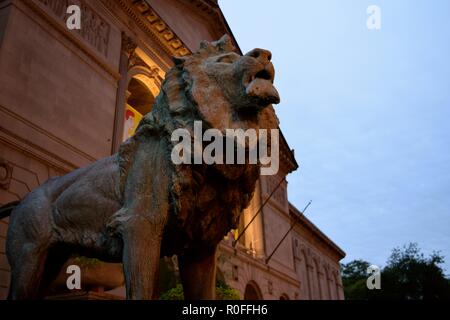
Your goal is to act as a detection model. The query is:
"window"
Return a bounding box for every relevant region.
[123,77,156,141]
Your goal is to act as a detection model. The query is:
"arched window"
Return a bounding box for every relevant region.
[279,293,289,300]
[127,77,155,115]
[123,73,159,141]
[244,281,263,300]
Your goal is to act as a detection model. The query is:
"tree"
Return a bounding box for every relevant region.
[341,259,372,299]
[341,243,450,300]
[379,243,450,300]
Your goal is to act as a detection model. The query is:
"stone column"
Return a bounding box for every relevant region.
[111,33,137,154]
[316,264,322,299]
[306,263,314,300]
[251,179,266,257]
[326,271,333,300]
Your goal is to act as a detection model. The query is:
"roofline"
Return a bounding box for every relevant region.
[216,2,243,55]
[279,129,299,173]
[289,202,346,259]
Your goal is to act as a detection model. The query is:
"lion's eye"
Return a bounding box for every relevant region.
[216,54,238,64]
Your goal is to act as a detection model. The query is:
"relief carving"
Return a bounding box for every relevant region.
[36,0,110,57]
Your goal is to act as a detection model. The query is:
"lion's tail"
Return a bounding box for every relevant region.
[0,201,19,220]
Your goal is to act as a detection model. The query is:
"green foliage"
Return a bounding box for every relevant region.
[160,280,241,300]
[379,243,450,300]
[341,259,372,299]
[73,256,101,268]
[216,279,241,300]
[157,258,180,296]
[341,243,450,300]
[341,259,371,282]
[160,284,184,300]
[158,256,240,300]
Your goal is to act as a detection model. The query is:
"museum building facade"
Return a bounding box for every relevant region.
[0,0,345,300]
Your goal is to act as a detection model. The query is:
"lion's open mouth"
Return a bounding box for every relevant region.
[245,63,280,106]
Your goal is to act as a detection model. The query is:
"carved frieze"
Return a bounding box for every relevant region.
[36,0,110,57]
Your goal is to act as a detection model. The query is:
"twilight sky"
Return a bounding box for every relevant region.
[220,0,450,272]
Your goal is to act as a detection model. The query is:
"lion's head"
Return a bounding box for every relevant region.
[181,34,279,127]
[128,35,280,183]
[145,34,280,136]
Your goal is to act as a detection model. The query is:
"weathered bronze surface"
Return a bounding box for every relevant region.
[0,35,280,299]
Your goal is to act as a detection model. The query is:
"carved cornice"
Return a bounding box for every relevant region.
[101,0,190,58]
[188,0,219,10]
[182,0,242,53]
[279,131,298,175]
[180,0,227,34]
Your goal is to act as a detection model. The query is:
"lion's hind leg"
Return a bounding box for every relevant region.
[6,200,54,300]
[7,240,50,300]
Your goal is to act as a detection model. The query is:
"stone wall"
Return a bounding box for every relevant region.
[0,0,122,298]
[0,143,66,299]
[291,212,345,300]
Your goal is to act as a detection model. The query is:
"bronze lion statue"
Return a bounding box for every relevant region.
[0,35,280,299]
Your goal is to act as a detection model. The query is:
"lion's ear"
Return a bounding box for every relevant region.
[172,56,187,66]
[196,35,235,55]
[199,40,211,50]
[213,34,235,53]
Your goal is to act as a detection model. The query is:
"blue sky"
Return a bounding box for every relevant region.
[220,0,450,272]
